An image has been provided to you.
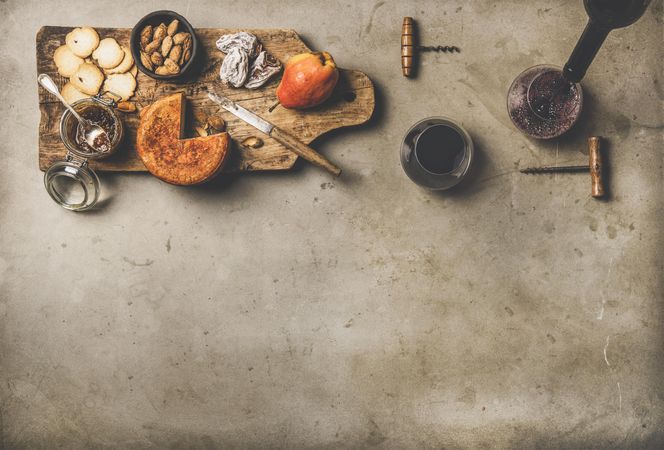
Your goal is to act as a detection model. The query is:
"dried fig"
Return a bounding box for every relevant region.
[153,23,167,44]
[167,19,179,36]
[244,51,282,89]
[169,45,182,64]
[161,36,173,57]
[144,39,160,54]
[164,58,180,74]
[207,115,226,131]
[216,32,260,59]
[150,51,164,66]
[173,32,189,45]
[241,136,263,148]
[140,25,152,50]
[117,101,137,113]
[140,51,154,71]
[155,65,170,75]
[219,47,249,88]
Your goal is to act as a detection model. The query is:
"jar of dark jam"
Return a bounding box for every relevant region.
[44,96,123,211]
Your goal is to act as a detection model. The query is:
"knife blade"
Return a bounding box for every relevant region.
[208,92,273,135]
[208,91,341,176]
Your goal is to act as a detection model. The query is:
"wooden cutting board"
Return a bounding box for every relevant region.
[36,26,375,172]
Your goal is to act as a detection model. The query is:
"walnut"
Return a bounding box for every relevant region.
[244,51,282,89]
[219,46,249,88]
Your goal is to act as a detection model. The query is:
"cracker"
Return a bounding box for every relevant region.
[104,46,134,74]
[92,38,124,69]
[61,82,90,104]
[129,64,138,77]
[103,72,136,102]
[65,27,99,58]
[70,62,104,95]
[53,45,83,77]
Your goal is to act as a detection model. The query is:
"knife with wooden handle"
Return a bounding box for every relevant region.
[208,92,341,176]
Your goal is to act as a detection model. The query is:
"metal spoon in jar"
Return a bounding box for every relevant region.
[38,74,110,153]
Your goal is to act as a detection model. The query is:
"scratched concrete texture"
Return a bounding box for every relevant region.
[0,0,663,448]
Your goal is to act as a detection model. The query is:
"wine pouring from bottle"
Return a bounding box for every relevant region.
[507,0,652,139]
[563,0,652,83]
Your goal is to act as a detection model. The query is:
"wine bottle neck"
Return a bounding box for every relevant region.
[563,20,611,83]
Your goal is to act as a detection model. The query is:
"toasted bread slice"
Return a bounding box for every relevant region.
[136,93,230,185]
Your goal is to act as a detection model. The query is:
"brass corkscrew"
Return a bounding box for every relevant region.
[520,136,606,198]
[401,17,460,77]
[419,45,461,53]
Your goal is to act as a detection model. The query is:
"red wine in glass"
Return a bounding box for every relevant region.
[508,65,583,139]
[400,117,474,190]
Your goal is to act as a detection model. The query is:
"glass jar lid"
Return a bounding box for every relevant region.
[44,158,100,211]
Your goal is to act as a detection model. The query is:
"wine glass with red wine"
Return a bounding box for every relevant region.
[507,0,652,139]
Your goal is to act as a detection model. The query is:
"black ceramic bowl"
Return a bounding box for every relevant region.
[130,10,199,81]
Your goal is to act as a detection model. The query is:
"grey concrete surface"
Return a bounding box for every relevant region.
[1,0,663,448]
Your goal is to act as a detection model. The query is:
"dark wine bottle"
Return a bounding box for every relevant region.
[563,0,652,83]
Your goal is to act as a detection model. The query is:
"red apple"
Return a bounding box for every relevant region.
[276,51,339,109]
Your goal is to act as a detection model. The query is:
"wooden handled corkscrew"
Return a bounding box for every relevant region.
[520,136,606,198]
[401,17,460,77]
[588,137,605,197]
[401,17,415,77]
